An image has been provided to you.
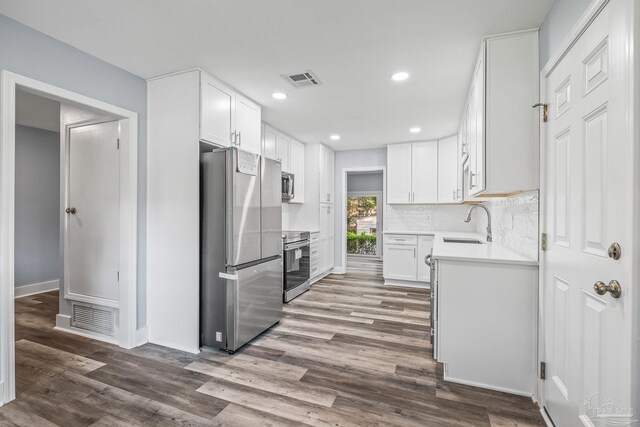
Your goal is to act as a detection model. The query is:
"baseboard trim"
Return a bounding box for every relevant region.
[148,337,200,355]
[331,267,346,275]
[55,314,119,345]
[443,374,533,398]
[384,279,429,289]
[0,380,5,406]
[135,326,149,346]
[15,279,59,298]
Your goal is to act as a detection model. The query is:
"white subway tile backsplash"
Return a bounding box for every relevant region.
[385,204,479,232]
[478,191,539,260]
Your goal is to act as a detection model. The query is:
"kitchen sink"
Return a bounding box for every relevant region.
[442,237,485,244]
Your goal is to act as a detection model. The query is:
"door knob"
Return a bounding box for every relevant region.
[65,207,76,214]
[593,280,622,298]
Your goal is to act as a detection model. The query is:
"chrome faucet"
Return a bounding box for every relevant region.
[464,204,492,242]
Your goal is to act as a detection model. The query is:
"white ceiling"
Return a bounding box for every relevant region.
[0,0,553,150]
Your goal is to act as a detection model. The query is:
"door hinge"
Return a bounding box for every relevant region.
[541,233,548,251]
[116,138,120,149]
[532,103,548,122]
[540,361,546,380]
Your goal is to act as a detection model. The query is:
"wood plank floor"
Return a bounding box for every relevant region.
[1,263,544,426]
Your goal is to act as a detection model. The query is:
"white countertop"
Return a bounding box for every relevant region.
[383,230,538,267]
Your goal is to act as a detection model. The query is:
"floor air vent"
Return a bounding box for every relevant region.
[71,302,116,337]
[281,70,322,88]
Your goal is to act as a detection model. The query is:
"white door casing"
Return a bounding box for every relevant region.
[0,71,138,406]
[541,1,636,425]
[65,121,120,306]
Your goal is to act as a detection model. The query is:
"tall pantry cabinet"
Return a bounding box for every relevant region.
[290,143,335,282]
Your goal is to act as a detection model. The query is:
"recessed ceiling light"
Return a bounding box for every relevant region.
[391,71,410,82]
[409,127,421,134]
[272,92,287,100]
[330,135,341,141]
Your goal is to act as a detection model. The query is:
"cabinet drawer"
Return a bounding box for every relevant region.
[310,233,321,243]
[384,234,418,245]
[310,247,320,260]
[310,263,320,277]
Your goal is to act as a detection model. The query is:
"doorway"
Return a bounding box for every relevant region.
[346,192,382,258]
[0,71,139,406]
[342,170,384,277]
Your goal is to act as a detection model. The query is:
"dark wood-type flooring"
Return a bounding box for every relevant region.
[0,259,544,426]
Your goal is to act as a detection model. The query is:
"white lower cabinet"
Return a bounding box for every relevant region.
[436,259,538,394]
[383,233,433,286]
[310,232,321,279]
[383,244,417,281]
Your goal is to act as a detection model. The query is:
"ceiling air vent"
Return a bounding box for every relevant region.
[281,70,322,88]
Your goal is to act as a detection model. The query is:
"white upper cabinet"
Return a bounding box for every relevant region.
[200,73,234,147]
[262,123,278,160]
[277,132,291,172]
[319,144,334,204]
[411,141,438,204]
[387,143,412,204]
[200,71,262,154]
[387,142,437,204]
[261,123,306,201]
[289,138,305,204]
[462,30,539,197]
[437,135,462,203]
[262,122,294,172]
[235,94,261,155]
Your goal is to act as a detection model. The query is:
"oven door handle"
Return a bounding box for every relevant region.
[284,241,310,251]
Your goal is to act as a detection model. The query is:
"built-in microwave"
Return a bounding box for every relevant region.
[282,172,295,202]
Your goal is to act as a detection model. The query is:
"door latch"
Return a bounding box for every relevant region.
[532,103,548,122]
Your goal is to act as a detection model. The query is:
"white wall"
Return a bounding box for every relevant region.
[477,192,539,260]
[347,172,383,193]
[14,125,60,288]
[0,14,147,327]
[539,0,592,68]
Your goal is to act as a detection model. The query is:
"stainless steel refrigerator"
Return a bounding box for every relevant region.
[200,147,283,352]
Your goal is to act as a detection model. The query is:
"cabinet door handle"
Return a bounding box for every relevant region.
[413,248,416,258]
[231,131,237,145]
[237,131,241,146]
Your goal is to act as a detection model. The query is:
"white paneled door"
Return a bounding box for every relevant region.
[66,121,120,305]
[542,2,634,426]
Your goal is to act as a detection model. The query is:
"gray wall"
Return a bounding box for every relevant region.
[347,172,383,194]
[539,0,593,68]
[15,125,60,288]
[334,148,387,271]
[0,14,147,328]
